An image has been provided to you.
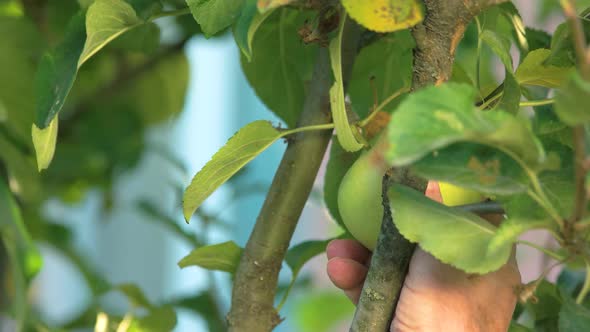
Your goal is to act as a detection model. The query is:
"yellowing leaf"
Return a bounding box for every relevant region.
[32,116,58,171]
[342,0,423,33]
[183,120,282,221]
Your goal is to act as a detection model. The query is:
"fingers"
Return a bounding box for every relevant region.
[425,181,443,203]
[326,239,371,264]
[327,257,367,303]
[326,239,371,304]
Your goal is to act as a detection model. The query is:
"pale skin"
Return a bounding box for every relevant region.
[326,181,522,332]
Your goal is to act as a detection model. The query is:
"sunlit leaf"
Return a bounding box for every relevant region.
[388,184,511,274]
[516,49,571,88]
[178,241,243,273]
[386,83,545,168]
[234,0,274,61]
[329,14,363,152]
[31,116,58,171]
[342,0,423,33]
[488,218,552,255]
[183,121,282,220]
[79,0,143,66]
[185,0,244,37]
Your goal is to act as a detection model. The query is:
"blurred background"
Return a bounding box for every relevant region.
[0,0,585,331]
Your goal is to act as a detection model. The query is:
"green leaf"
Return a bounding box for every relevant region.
[128,306,177,332]
[0,178,42,330]
[509,322,533,332]
[233,0,274,61]
[411,142,528,195]
[127,0,163,19]
[342,0,423,33]
[385,83,545,168]
[31,116,59,171]
[240,8,317,127]
[559,292,590,332]
[502,152,575,220]
[293,291,355,332]
[481,29,513,72]
[123,52,189,124]
[109,21,160,55]
[348,30,414,118]
[525,27,551,52]
[79,0,143,66]
[323,140,360,230]
[183,120,281,220]
[257,0,295,12]
[185,0,244,37]
[555,71,590,126]
[499,3,528,55]
[0,135,42,203]
[178,241,243,273]
[329,14,363,152]
[285,239,329,276]
[515,49,571,88]
[0,178,42,280]
[114,283,153,308]
[0,17,42,142]
[388,184,511,274]
[527,280,561,329]
[35,11,86,128]
[546,17,590,67]
[0,99,6,122]
[488,218,552,255]
[499,70,521,114]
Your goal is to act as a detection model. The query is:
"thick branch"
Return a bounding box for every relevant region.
[227,20,362,332]
[350,1,508,331]
[350,172,426,332]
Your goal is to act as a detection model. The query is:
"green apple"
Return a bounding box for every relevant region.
[337,150,385,251]
[337,150,485,250]
[438,182,484,206]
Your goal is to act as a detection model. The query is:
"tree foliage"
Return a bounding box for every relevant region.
[3,0,590,331]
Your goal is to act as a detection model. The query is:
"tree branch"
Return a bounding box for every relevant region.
[350,1,508,331]
[227,18,363,332]
[562,0,590,225]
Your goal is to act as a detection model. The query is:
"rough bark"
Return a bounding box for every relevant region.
[350,1,508,331]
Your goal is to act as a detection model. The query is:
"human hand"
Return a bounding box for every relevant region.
[326,182,521,332]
